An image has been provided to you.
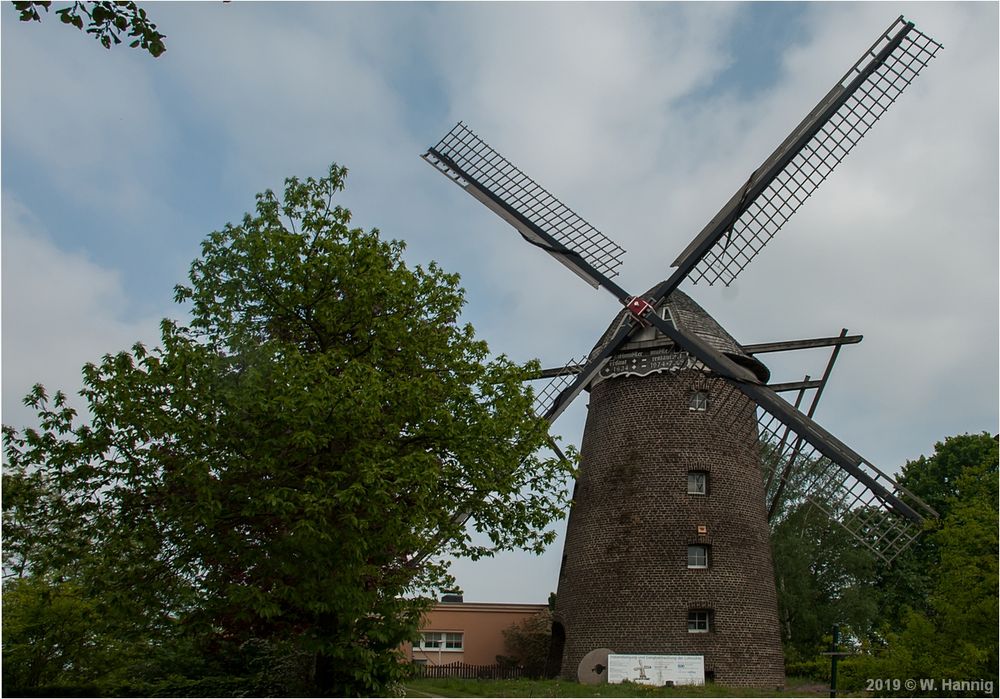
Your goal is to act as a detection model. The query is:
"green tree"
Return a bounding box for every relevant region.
[1,577,103,689]
[12,1,166,57]
[2,164,572,696]
[765,443,879,658]
[863,436,998,695]
[3,432,202,695]
[771,502,878,659]
[501,610,552,678]
[875,433,998,631]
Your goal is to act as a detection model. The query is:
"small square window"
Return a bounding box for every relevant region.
[687,471,707,495]
[688,610,711,633]
[689,391,708,411]
[687,545,710,569]
[445,632,463,650]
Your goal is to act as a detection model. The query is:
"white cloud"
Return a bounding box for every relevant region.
[1,1,995,605]
[1,195,165,430]
[151,2,417,193]
[0,14,174,227]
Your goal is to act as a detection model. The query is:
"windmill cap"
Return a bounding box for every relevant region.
[589,287,770,384]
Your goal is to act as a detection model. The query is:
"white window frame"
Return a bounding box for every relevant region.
[662,307,676,328]
[687,545,709,569]
[418,631,463,651]
[418,632,442,650]
[689,390,709,411]
[687,610,711,633]
[687,470,707,495]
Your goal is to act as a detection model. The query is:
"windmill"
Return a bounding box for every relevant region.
[421,16,941,687]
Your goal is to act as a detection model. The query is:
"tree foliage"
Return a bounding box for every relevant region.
[501,610,552,678]
[2,164,572,696]
[766,443,878,658]
[13,1,166,57]
[776,433,999,695]
[864,434,999,693]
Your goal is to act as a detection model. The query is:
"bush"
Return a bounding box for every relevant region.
[502,611,552,678]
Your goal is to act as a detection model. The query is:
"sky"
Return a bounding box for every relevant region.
[2,2,997,604]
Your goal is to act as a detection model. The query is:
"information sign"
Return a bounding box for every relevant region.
[606,654,705,686]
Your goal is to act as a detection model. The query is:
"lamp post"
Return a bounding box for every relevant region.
[820,624,852,698]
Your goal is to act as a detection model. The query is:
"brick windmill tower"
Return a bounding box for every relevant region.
[552,289,786,686]
[422,17,941,688]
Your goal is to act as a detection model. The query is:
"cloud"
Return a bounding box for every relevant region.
[0,13,174,227]
[1,195,165,430]
[150,3,418,193]
[1,1,995,606]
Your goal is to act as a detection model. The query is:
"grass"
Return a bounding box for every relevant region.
[402,676,831,697]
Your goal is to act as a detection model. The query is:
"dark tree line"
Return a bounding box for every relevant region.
[771,433,998,694]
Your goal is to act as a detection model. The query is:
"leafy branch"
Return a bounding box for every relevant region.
[13,1,166,57]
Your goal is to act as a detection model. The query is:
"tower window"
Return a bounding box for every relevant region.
[687,609,712,633]
[689,391,709,411]
[687,471,708,495]
[687,545,710,569]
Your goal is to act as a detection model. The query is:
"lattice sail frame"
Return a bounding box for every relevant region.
[424,122,627,284]
[693,374,936,563]
[685,17,943,287]
[532,358,586,419]
[756,406,937,563]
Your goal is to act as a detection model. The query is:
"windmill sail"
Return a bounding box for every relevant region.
[525,17,941,424]
[758,414,936,562]
[642,308,936,562]
[423,122,627,291]
[671,16,942,287]
[531,358,586,419]
[419,17,942,565]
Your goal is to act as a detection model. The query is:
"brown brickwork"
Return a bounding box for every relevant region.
[552,291,785,688]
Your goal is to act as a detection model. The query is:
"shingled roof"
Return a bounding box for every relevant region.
[589,286,770,383]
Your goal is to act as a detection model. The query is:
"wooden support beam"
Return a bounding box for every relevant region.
[742,333,862,355]
[768,380,824,393]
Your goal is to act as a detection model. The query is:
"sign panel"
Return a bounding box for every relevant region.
[599,348,695,380]
[606,654,705,687]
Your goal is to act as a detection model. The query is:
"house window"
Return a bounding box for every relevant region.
[687,610,711,633]
[687,471,708,495]
[689,391,708,411]
[687,545,710,569]
[418,632,441,649]
[418,631,463,651]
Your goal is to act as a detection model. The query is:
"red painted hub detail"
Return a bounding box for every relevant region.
[626,296,654,322]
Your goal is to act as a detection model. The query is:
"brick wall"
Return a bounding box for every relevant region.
[552,368,785,688]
